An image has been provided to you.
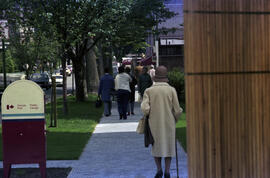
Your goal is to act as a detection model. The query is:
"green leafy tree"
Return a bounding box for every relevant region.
[8,30,59,79]
[110,0,175,59]
[0,49,17,73]
[5,0,176,103]
[8,0,133,102]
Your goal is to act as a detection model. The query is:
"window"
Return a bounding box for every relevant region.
[159,45,183,56]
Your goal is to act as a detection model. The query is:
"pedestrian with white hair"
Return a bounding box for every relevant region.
[149,64,156,79]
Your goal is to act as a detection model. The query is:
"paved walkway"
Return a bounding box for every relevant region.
[67,102,188,178]
[0,102,188,178]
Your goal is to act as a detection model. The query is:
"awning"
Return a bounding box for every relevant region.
[140,56,155,66]
[122,59,132,65]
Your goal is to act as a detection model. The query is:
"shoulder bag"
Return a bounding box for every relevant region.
[136,116,145,134]
[144,115,154,147]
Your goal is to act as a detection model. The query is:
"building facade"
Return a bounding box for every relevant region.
[146,0,184,71]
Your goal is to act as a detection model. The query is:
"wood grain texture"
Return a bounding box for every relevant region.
[184,0,270,178]
[186,74,270,178]
[184,0,270,12]
[185,14,270,73]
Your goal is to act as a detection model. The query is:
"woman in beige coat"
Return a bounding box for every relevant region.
[141,66,183,178]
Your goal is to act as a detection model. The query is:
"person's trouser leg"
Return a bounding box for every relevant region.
[130,101,135,113]
[104,101,111,116]
[127,102,131,113]
[103,101,109,116]
[122,91,130,119]
[117,90,124,118]
[108,100,112,115]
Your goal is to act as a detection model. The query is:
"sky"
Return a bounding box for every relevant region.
[160,0,184,29]
[164,0,183,5]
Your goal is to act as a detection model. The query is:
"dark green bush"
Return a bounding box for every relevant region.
[168,68,185,109]
[0,50,17,73]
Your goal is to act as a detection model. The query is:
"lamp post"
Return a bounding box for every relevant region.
[1,38,7,89]
[155,40,159,67]
[1,20,9,89]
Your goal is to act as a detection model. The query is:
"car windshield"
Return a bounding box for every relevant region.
[31,73,48,79]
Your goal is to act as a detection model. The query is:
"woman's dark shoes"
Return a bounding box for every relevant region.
[164,172,170,178]
[127,112,130,116]
[154,170,163,178]
[119,115,123,120]
[131,112,135,115]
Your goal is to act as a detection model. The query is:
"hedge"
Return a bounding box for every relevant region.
[168,68,185,110]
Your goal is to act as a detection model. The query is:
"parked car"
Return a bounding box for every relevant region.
[53,69,61,76]
[59,68,72,76]
[67,65,73,73]
[65,68,72,76]
[51,75,63,87]
[30,73,51,90]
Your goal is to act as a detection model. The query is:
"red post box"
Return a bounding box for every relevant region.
[1,80,46,178]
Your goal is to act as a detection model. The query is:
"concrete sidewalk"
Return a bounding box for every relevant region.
[67,102,188,178]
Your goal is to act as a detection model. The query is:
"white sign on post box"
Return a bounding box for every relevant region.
[1,80,47,178]
[1,80,45,121]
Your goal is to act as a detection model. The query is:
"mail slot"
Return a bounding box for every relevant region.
[1,80,46,178]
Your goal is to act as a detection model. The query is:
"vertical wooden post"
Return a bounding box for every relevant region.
[184,1,270,178]
[50,77,54,127]
[53,77,57,127]
[50,77,57,127]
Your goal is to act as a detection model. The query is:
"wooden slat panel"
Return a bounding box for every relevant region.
[186,74,270,178]
[184,13,270,73]
[184,0,270,12]
[185,1,270,178]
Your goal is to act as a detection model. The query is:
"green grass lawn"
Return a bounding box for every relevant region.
[46,95,103,160]
[0,94,104,160]
[176,113,187,152]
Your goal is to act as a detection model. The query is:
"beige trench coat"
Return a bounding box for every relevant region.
[141,82,183,157]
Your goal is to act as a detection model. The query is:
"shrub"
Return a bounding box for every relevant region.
[0,50,17,73]
[168,68,185,109]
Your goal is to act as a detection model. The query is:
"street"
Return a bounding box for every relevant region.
[45,75,74,103]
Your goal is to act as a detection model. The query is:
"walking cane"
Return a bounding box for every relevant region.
[175,130,180,178]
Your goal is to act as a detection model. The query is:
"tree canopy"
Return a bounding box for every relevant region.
[3,0,175,101]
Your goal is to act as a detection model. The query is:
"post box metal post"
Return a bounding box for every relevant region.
[1,80,46,178]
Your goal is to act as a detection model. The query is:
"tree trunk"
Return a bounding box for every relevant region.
[85,40,99,93]
[101,46,113,73]
[97,45,104,77]
[61,53,68,115]
[72,56,88,102]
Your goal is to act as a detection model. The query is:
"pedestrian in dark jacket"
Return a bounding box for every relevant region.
[98,68,115,116]
[138,66,153,98]
[125,67,137,115]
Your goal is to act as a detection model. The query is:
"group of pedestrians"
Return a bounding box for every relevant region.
[98,65,139,120]
[98,64,183,178]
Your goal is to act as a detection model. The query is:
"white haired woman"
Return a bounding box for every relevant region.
[141,66,183,178]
